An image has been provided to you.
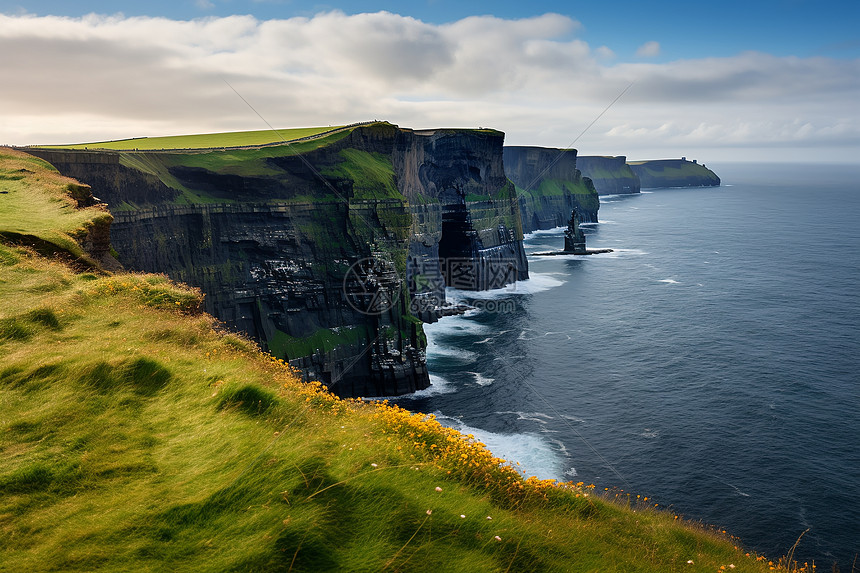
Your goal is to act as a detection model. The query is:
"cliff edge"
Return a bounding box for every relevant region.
[628,158,720,188]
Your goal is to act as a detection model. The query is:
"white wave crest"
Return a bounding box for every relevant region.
[523,227,564,239]
[434,414,567,481]
[469,372,495,386]
[497,411,554,424]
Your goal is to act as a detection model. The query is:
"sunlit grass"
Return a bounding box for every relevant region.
[33,125,345,151]
[0,148,111,261]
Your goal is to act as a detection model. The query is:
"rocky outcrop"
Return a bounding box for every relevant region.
[575,156,641,195]
[503,146,599,232]
[628,158,720,188]
[564,210,586,254]
[27,123,528,397]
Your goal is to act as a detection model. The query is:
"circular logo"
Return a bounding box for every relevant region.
[342,256,403,315]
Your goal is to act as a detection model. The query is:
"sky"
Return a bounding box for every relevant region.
[1,0,858,162]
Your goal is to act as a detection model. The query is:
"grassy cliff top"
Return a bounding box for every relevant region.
[32,125,352,151]
[627,158,720,186]
[0,151,795,572]
[0,147,113,262]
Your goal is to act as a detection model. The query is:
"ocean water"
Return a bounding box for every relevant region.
[392,163,860,567]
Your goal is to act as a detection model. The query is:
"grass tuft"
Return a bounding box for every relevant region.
[25,307,61,330]
[217,383,278,415]
[0,317,33,341]
[121,357,173,395]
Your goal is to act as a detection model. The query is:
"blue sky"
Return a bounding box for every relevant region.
[5,0,858,60]
[1,0,858,161]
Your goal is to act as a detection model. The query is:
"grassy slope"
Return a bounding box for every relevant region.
[0,148,112,260]
[34,126,346,151]
[0,151,800,572]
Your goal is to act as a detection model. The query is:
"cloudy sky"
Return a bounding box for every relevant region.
[1,0,858,162]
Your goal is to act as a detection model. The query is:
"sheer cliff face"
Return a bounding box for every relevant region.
[28,123,528,397]
[503,146,600,231]
[575,156,641,196]
[628,159,721,188]
[398,130,527,309]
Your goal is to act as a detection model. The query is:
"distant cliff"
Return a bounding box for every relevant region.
[628,158,720,188]
[576,156,641,195]
[503,146,599,232]
[27,123,527,397]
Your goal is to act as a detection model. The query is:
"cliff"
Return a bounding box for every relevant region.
[576,156,641,195]
[503,146,600,231]
[628,158,721,188]
[26,123,528,397]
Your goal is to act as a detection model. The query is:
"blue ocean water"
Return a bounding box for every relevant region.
[393,163,860,567]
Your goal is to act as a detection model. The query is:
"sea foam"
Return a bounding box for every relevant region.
[433,413,568,481]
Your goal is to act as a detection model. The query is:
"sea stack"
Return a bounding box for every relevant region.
[564,209,587,254]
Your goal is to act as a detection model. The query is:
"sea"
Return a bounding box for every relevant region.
[391,163,860,568]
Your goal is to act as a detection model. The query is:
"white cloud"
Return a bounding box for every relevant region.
[635,40,660,58]
[0,11,857,161]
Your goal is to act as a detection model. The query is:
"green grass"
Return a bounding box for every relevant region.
[515,177,601,214]
[34,125,347,151]
[322,149,401,200]
[627,160,720,187]
[0,149,803,572]
[0,148,113,262]
[269,325,370,361]
[109,129,359,206]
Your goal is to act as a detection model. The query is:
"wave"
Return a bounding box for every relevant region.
[424,313,488,337]
[658,278,680,284]
[523,227,564,239]
[527,252,613,263]
[496,411,554,425]
[425,344,477,363]
[599,248,647,258]
[469,372,494,386]
[516,330,571,342]
[377,374,456,400]
[445,272,566,300]
[433,413,568,481]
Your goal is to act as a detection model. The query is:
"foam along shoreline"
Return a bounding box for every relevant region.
[532,248,614,256]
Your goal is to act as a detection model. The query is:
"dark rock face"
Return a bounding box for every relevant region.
[563,210,586,254]
[628,159,720,188]
[503,146,600,231]
[400,130,527,309]
[575,156,641,195]
[28,123,528,397]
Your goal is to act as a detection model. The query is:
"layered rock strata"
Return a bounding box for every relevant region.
[28,123,528,397]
